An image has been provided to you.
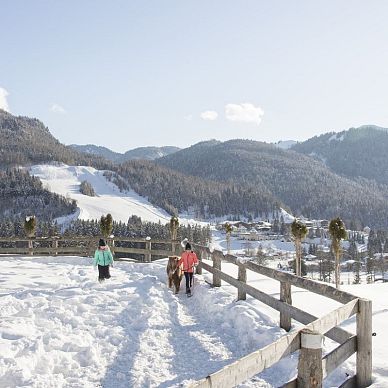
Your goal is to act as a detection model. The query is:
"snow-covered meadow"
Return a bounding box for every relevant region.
[29,164,171,225]
[1,255,387,387]
[0,256,286,388]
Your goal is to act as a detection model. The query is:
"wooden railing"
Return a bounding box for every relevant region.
[0,236,179,261]
[191,244,372,388]
[0,237,372,386]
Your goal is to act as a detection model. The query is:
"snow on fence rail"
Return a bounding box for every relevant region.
[0,236,179,261]
[191,244,372,388]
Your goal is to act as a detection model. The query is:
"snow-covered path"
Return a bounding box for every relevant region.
[2,256,387,387]
[0,256,283,388]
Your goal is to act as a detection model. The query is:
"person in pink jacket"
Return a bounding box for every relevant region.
[177,242,198,295]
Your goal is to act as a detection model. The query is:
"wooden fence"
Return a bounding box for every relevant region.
[0,236,179,261]
[0,237,372,386]
[190,244,372,388]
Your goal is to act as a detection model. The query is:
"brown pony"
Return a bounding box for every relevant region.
[166,256,183,294]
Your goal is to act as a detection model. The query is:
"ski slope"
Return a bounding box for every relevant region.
[1,255,387,387]
[30,164,172,224]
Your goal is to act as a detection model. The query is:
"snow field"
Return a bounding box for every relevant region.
[29,164,172,224]
[29,164,207,227]
[0,256,289,388]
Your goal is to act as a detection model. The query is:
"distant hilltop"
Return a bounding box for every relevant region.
[69,144,181,163]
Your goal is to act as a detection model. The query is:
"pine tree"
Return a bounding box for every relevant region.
[224,222,233,254]
[100,214,113,238]
[24,216,37,238]
[329,217,347,289]
[291,220,308,276]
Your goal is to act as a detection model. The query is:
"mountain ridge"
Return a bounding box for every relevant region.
[291,125,388,185]
[70,144,180,163]
[2,109,388,227]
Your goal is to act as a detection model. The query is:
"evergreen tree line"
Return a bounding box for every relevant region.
[0,169,77,221]
[64,215,211,245]
[157,139,388,228]
[0,215,211,244]
[0,219,60,238]
[109,160,279,219]
[292,126,388,186]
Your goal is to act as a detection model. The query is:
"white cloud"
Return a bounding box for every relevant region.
[184,114,193,121]
[50,103,66,114]
[225,103,264,125]
[200,110,218,121]
[0,87,10,112]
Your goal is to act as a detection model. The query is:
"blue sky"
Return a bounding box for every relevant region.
[1,1,388,152]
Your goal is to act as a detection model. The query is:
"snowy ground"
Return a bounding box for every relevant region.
[4,165,385,386]
[1,256,387,388]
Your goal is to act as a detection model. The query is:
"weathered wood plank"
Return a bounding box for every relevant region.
[322,336,357,378]
[338,375,357,388]
[280,281,292,332]
[191,331,301,388]
[0,236,174,244]
[191,300,358,388]
[111,247,172,256]
[0,248,30,254]
[224,254,239,265]
[201,262,354,344]
[199,246,357,304]
[145,240,152,262]
[212,251,222,287]
[297,330,323,388]
[237,263,247,300]
[0,246,172,257]
[356,299,372,387]
[244,261,357,304]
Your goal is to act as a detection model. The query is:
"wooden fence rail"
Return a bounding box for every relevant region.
[0,236,180,261]
[191,244,372,388]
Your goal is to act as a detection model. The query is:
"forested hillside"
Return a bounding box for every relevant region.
[3,109,388,228]
[0,109,109,169]
[157,139,388,227]
[0,169,77,221]
[110,160,281,219]
[291,126,388,185]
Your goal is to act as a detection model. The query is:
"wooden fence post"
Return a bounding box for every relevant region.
[357,298,372,387]
[213,251,222,287]
[28,239,33,256]
[196,248,203,275]
[53,237,59,256]
[145,237,152,262]
[297,329,323,388]
[280,281,292,332]
[111,237,115,257]
[237,262,247,300]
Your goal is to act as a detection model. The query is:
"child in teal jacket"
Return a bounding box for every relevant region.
[94,239,114,282]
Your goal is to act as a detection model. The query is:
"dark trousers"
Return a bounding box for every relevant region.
[184,272,193,291]
[98,265,111,280]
